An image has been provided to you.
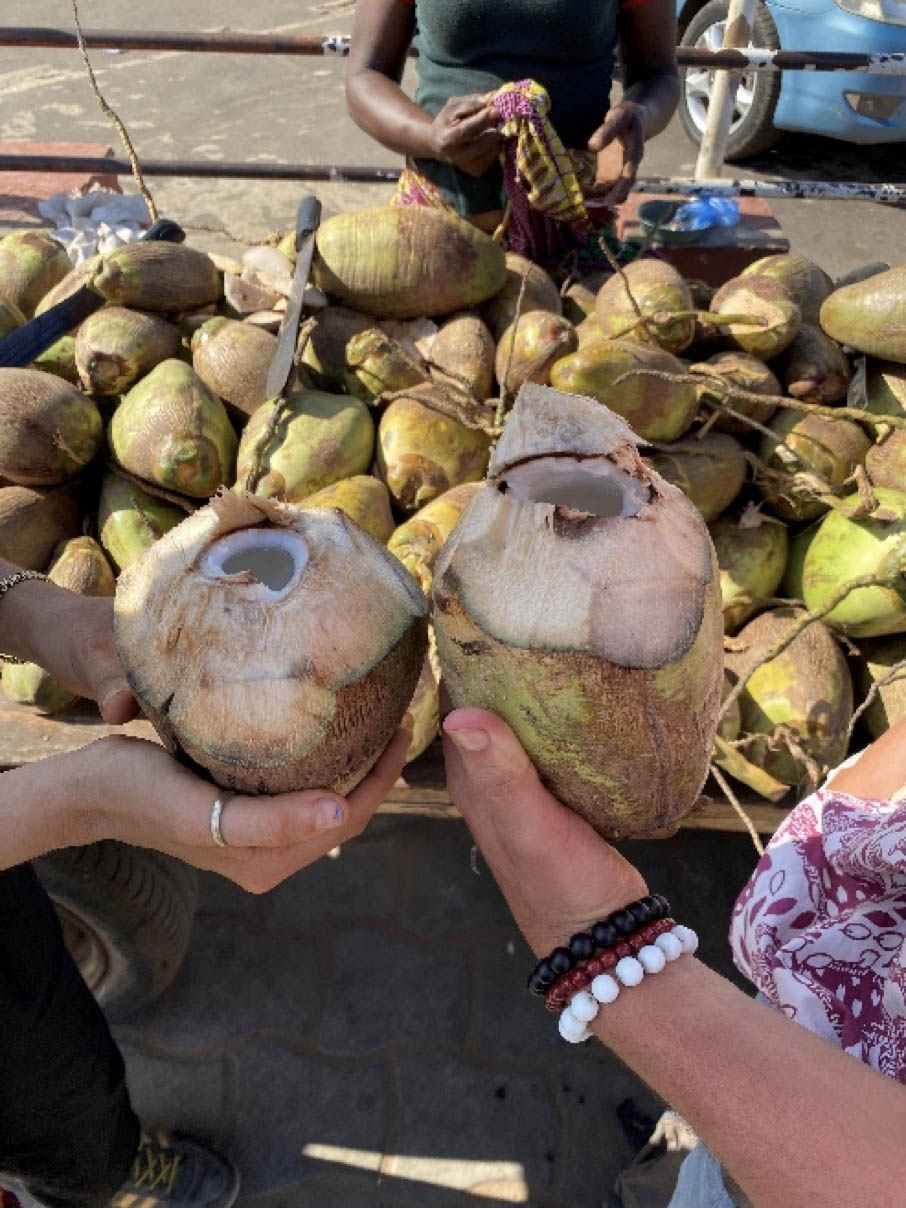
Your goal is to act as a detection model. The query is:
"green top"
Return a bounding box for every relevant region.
[413,0,620,213]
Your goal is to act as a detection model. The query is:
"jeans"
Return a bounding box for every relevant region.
[0,863,139,1208]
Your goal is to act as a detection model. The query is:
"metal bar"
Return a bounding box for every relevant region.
[2,28,906,72]
[695,0,757,181]
[2,154,904,203]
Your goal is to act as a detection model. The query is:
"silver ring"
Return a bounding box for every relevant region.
[210,792,234,848]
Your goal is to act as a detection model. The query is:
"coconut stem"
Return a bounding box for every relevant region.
[245,316,316,495]
[720,570,906,725]
[845,655,906,748]
[495,264,531,428]
[708,757,765,855]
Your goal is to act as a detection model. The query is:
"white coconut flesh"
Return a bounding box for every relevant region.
[201,527,307,598]
[501,455,649,518]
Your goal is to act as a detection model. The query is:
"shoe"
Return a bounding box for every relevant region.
[109,1130,240,1208]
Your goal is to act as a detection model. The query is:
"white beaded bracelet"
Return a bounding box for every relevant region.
[557,924,698,1043]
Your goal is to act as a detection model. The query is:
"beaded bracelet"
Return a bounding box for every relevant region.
[527,894,671,998]
[544,917,677,1012]
[558,923,699,1043]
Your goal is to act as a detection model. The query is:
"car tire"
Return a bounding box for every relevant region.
[679,0,782,161]
[35,840,199,1020]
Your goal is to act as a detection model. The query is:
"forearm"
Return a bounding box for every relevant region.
[591,956,905,1207]
[0,751,94,868]
[0,556,71,666]
[621,70,680,140]
[346,68,438,160]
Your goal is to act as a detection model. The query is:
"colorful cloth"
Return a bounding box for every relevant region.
[730,766,906,1081]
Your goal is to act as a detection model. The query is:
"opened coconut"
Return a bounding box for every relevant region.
[741,253,834,325]
[433,383,724,840]
[0,484,81,570]
[550,339,698,442]
[0,368,103,486]
[114,491,428,795]
[802,488,906,637]
[2,537,115,714]
[235,389,374,502]
[110,360,238,498]
[300,475,395,543]
[711,274,801,361]
[725,606,852,788]
[97,470,188,572]
[76,307,182,396]
[311,206,506,319]
[191,317,277,420]
[377,384,491,512]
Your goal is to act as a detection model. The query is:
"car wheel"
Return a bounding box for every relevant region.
[679,0,782,161]
[35,840,199,1020]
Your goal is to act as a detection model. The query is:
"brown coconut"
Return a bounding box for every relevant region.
[691,350,781,435]
[191,317,277,421]
[298,306,373,391]
[429,311,496,401]
[495,310,578,395]
[778,324,852,404]
[114,491,428,795]
[0,368,103,485]
[0,484,81,570]
[92,243,222,313]
[482,252,562,341]
[433,383,725,840]
[647,433,748,524]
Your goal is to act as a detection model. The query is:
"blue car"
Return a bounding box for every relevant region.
[676,0,906,158]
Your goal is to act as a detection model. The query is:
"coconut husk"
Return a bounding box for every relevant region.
[76,306,182,396]
[481,252,562,341]
[0,230,72,318]
[0,483,81,570]
[0,368,103,486]
[192,317,277,421]
[646,432,747,523]
[777,324,851,404]
[429,311,495,402]
[691,351,780,435]
[495,310,578,396]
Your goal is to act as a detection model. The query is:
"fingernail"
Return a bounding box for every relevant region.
[402,710,414,731]
[446,728,489,752]
[315,798,345,830]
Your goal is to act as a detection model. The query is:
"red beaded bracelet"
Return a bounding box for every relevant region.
[544,918,676,1012]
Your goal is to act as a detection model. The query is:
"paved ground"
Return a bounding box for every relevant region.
[2,6,906,1204]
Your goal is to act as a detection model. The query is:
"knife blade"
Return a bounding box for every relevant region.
[0,217,186,369]
[264,195,322,401]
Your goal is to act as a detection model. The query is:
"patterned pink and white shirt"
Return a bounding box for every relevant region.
[730,763,906,1082]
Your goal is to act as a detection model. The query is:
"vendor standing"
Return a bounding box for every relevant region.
[346,0,679,260]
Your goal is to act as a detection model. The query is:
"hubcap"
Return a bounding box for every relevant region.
[684,21,758,135]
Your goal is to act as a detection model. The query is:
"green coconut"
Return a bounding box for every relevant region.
[110,360,237,498]
[551,339,698,442]
[725,606,852,788]
[820,267,906,363]
[298,306,373,392]
[433,383,724,840]
[709,512,789,632]
[802,488,906,637]
[758,407,871,523]
[853,634,906,739]
[0,368,103,485]
[777,324,851,404]
[781,518,822,600]
[191,316,277,421]
[575,313,604,348]
[0,299,25,340]
[311,206,506,319]
[388,481,483,593]
[691,350,781,435]
[97,470,186,572]
[235,389,374,502]
[76,306,182,396]
[344,327,429,402]
[495,310,578,395]
[481,252,562,340]
[92,243,222,313]
[711,274,801,361]
[0,230,72,318]
[646,432,747,524]
[429,311,496,401]
[2,536,116,714]
[32,336,80,385]
[299,475,395,544]
[0,483,81,570]
[377,384,491,513]
[595,260,695,355]
[742,253,834,325]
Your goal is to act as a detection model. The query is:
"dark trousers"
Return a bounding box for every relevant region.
[0,863,140,1208]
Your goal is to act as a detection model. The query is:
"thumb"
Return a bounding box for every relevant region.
[93,667,138,724]
[443,708,540,803]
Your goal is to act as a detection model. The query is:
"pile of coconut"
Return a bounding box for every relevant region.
[1,210,904,836]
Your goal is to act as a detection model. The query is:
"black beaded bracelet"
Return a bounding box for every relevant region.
[526,895,671,997]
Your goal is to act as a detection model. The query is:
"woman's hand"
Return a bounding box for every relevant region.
[428,94,502,177]
[443,708,647,955]
[37,594,138,724]
[39,724,412,892]
[586,100,647,206]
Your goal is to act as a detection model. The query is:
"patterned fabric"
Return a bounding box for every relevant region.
[392,164,452,211]
[730,774,906,1082]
